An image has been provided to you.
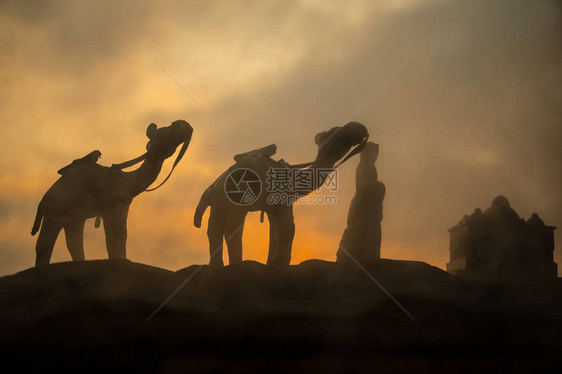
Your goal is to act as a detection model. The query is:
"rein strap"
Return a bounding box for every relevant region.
[111,153,147,169]
[286,136,369,170]
[145,141,189,192]
[108,141,189,192]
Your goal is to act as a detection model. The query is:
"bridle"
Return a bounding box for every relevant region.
[110,140,189,192]
[287,135,369,170]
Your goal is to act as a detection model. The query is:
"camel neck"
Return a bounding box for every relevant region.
[288,159,336,199]
[126,155,164,196]
[311,157,337,170]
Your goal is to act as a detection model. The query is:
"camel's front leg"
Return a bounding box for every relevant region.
[35,218,63,266]
[266,210,278,266]
[224,212,246,265]
[64,219,86,261]
[103,204,130,259]
[207,206,226,267]
[269,206,295,268]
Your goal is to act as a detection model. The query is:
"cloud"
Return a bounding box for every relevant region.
[1,0,561,275]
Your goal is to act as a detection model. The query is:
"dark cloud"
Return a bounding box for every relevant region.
[201,0,562,264]
[1,0,155,70]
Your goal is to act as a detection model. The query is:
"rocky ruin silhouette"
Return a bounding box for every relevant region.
[194,122,369,268]
[447,195,557,279]
[337,141,385,263]
[31,120,193,266]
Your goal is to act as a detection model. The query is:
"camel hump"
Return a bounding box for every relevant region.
[233,144,277,163]
[57,150,102,175]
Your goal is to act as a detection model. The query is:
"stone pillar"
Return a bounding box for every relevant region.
[337,142,385,263]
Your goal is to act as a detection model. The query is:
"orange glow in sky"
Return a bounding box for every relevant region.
[1,0,561,276]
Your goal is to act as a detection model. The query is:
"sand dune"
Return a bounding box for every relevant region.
[1,259,561,373]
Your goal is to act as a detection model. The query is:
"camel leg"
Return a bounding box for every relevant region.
[266,211,278,266]
[224,213,246,265]
[269,206,295,268]
[64,220,85,262]
[207,206,226,267]
[103,205,129,260]
[103,212,118,259]
[35,218,62,266]
[114,205,129,259]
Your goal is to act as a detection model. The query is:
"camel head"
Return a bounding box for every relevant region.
[146,120,193,161]
[314,121,369,166]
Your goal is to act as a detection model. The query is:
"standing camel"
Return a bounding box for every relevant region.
[194,122,369,268]
[31,120,193,266]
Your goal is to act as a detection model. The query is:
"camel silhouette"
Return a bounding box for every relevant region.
[31,120,193,266]
[194,122,369,268]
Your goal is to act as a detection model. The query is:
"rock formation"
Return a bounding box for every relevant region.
[337,142,385,263]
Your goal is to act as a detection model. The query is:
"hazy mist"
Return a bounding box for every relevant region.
[1,0,561,275]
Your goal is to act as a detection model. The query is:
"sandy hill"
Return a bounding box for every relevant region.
[1,259,561,373]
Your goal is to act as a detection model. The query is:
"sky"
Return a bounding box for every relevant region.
[1,0,561,276]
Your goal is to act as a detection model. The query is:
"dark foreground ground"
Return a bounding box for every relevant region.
[0,259,561,373]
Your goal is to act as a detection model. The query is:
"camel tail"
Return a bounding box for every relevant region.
[31,202,43,236]
[194,187,211,228]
